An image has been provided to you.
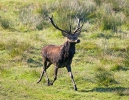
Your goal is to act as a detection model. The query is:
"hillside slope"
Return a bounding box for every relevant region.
[0,0,129,100]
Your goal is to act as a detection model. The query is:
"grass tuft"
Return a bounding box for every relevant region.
[111,64,129,71]
[95,66,117,86]
[114,88,129,96]
[0,17,10,29]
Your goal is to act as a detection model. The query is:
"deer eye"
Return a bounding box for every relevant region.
[69,37,72,39]
[73,37,77,40]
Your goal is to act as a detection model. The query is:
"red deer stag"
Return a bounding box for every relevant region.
[37,16,83,91]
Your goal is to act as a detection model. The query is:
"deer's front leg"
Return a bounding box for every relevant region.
[66,65,77,91]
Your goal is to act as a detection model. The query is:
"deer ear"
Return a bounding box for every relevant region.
[75,32,81,37]
[62,32,69,37]
[74,30,81,36]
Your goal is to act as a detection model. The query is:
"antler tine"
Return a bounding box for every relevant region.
[49,15,68,33]
[74,17,84,33]
[77,18,80,27]
[69,25,72,33]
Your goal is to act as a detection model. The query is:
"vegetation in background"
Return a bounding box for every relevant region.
[0,0,129,100]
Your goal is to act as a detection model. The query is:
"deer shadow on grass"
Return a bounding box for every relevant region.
[81,86,129,96]
[27,57,43,68]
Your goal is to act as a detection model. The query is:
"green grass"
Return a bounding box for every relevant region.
[1,30,129,100]
[0,0,129,100]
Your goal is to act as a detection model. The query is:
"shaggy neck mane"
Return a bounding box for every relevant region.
[61,41,75,59]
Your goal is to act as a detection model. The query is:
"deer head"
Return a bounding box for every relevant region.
[49,15,83,43]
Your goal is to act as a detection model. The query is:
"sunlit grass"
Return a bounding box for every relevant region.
[0,0,129,100]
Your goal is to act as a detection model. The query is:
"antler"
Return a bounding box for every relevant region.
[49,15,69,34]
[49,15,84,37]
[73,18,84,34]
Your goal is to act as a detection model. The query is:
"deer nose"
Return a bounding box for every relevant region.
[76,39,80,43]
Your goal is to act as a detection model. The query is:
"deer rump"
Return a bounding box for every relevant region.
[42,41,75,68]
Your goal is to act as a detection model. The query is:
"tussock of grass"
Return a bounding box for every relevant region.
[0,37,31,57]
[0,17,11,29]
[95,66,117,86]
[111,64,129,71]
[114,87,129,96]
[0,68,11,78]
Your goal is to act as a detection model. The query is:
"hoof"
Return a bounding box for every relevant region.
[74,87,78,91]
[48,82,53,86]
[74,85,77,91]
[37,80,41,84]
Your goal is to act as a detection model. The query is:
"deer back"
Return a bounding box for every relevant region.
[42,40,76,67]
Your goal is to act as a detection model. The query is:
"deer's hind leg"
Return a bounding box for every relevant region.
[37,60,51,85]
[49,66,58,85]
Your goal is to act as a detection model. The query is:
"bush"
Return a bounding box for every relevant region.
[1,0,129,32]
[47,0,96,31]
[96,3,125,31]
[19,4,43,31]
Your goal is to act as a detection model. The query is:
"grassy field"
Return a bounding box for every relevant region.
[0,0,129,100]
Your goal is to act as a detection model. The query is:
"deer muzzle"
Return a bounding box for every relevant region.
[76,39,80,43]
